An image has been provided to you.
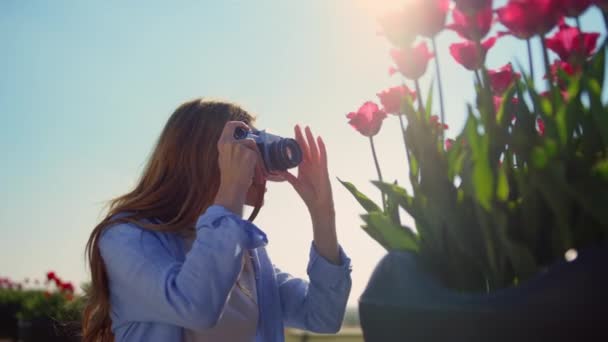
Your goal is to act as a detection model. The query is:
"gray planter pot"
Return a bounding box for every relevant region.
[359,246,608,341]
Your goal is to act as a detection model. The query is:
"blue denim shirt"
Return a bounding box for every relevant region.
[99,205,352,342]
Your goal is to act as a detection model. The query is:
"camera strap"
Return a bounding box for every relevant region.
[246,182,265,223]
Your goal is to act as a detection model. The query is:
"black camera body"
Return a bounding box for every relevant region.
[234,127,303,172]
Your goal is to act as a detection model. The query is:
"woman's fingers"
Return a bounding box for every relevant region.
[219,121,250,144]
[318,136,328,170]
[266,172,287,182]
[295,124,311,163]
[305,126,319,164]
[279,171,302,193]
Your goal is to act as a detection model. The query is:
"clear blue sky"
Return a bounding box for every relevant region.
[0,0,604,306]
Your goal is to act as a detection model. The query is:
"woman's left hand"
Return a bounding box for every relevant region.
[278,125,335,221]
[278,125,340,264]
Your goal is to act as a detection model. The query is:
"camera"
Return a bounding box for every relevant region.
[233,127,303,172]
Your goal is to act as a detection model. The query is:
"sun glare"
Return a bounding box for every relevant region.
[354,0,407,18]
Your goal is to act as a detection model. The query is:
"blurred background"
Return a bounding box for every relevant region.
[0,0,605,338]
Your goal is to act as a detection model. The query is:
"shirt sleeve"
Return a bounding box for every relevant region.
[274,242,352,334]
[99,205,267,332]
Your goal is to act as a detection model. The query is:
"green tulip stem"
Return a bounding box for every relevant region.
[474,69,483,88]
[541,36,556,113]
[526,39,535,84]
[414,80,425,117]
[369,136,386,210]
[398,114,410,165]
[432,37,447,140]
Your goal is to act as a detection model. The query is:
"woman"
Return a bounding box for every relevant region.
[82,99,352,342]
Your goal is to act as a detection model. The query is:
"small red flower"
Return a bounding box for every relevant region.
[545,20,600,65]
[536,118,546,136]
[46,271,56,281]
[390,42,435,80]
[541,90,569,102]
[346,101,388,137]
[447,5,493,41]
[61,282,75,293]
[449,36,497,70]
[376,85,417,115]
[65,293,74,301]
[546,60,581,88]
[497,0,563,39]
[445,138,456,150]
[430,115,449,130]
[378,9,416,48]
[44,291,51,299]
[454,0,494,14]
[560,0,593,17]
[414,0,451,38]
[493,96,520,115]
[488,63,521,95]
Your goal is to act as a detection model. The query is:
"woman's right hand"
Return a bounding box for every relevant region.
[213,121,259,216]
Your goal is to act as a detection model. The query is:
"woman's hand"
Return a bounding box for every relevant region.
[213,121,260,217]
[279,125,340,264]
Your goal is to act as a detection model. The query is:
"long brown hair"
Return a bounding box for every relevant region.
[82,99,255,341]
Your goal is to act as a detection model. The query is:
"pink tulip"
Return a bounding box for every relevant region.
[377,85,417,115]
[545,20,600,65]
[488,63,521,95]
[497,0,563,39]
[449,36,497,70]
[346,101,388,137]
[448,5,493,41]
[390,42,435,80]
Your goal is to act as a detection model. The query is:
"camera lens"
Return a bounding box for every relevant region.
[269,138,302,171]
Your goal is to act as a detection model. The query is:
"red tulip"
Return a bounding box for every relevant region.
[413,0,451,38]
[497,0,563,39]
[449,36,497,70]
[389,42,435,80]
[488,63,521,95]
[46,271,56,281]
[448,5,494,41]
[378,9,417,48]
[346,101,387,137]
[545,21,600,65]
[560,0,592,17]
[377,85,417,115]
[454,0,494,14]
